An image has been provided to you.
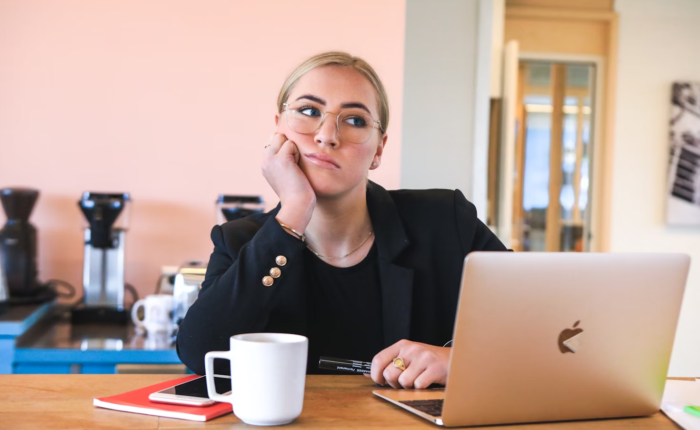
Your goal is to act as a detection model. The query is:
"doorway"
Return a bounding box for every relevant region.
[511,61,596,252]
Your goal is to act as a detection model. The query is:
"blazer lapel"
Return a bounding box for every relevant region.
[367,182,415,346]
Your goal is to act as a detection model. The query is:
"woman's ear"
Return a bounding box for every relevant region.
[275,114,280,126]
[370,134,388,170]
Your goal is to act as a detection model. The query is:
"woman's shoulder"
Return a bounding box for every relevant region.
[214,209,276,250]
[387,188,476,217]
[383,187,504,252]
[219,209,271,232]
[385,188,481,239]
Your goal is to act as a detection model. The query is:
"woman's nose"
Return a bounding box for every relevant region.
[314,115,339,148]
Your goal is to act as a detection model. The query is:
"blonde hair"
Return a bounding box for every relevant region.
[277,52,389,133]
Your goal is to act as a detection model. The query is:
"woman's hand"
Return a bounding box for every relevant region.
[368,340,450,389]
[261,133,316,232]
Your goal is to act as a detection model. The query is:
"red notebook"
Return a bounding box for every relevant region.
[93,375,232,422]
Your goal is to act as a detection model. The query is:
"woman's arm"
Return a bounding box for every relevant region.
[369,189,507,389]
[472,217,508,251]
[177,132,317,375]
[176,218,307,375]
[454,189,508,252]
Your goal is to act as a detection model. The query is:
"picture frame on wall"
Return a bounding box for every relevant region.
[667,82,700,226]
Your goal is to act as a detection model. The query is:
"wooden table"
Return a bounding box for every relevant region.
[0,375,682,429]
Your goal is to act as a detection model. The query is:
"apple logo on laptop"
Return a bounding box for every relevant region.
[558,321,583,353]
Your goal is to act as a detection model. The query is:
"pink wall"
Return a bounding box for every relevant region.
[0,0,405,300]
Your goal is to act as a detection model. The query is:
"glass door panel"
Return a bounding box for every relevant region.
[514,61,596,252]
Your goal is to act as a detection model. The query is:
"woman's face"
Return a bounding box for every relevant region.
[275,66,387,199]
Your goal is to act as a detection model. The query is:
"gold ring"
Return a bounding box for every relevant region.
[392,357,406,371]
[264,144,271,148]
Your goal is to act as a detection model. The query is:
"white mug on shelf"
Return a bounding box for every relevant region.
[131,294,174,334]
[205,333,308,426]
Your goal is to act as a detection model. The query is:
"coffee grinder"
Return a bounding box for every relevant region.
[0,188,56,304]
[71,192,130,324]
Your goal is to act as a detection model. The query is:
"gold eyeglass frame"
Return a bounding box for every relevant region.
[282,102,383,144]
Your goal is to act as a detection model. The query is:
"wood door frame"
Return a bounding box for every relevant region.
[505,6,618,252]
[497,40,521,249]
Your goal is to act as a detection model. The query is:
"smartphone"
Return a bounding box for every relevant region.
[148,375,231,407]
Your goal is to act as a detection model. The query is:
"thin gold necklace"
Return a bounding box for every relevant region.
[307,230,374,260]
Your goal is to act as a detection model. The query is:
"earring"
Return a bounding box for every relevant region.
[372,162,377,167]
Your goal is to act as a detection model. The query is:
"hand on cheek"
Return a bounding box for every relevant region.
[261,133,316,232]
[369,340,450,389]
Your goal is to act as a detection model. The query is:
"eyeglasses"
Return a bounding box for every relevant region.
[283,101,382,144]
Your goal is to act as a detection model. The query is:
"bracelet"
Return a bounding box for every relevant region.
[278,221,306,242]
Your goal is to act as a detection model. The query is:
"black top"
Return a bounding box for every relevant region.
[177,182,508,375]
[305,243,383,374]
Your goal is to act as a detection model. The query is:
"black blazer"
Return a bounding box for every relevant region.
[176,182,507,375]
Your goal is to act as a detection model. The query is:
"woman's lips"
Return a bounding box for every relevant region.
[304,153,340,169]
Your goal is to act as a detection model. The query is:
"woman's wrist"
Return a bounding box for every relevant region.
[276,218,306,242]
[277,201,314,234]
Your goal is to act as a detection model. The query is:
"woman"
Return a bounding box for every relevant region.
[177,52,506,390]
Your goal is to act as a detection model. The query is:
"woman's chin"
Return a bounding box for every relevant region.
[307,175,357,199]
[310,182,345,199]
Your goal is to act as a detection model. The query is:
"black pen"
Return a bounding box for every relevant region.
[319,356,372,374]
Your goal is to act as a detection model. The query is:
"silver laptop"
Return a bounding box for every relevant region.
[374,252,690,427]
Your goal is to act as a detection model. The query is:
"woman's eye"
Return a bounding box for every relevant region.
[344,116,368,127]
[300,107,320,117]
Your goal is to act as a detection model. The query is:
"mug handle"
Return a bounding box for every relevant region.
[205,351,233,403]
[130,299,146,328]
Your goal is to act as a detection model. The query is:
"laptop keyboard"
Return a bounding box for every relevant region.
[400,399,444,417]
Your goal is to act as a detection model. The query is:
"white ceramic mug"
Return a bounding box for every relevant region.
[131,294,173,334]
[205,333,308,426]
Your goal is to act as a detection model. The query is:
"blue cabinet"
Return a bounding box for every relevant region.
[0,303,53,374]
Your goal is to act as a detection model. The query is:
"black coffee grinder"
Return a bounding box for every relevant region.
[0,188,56,304]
